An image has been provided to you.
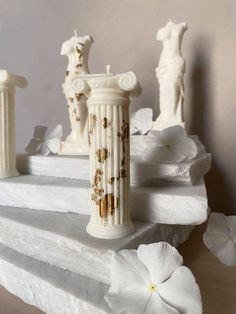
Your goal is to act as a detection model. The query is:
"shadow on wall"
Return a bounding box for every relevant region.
[189,36,231,214]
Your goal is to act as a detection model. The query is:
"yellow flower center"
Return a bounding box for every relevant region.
[164,143,171,149]
[228,235,233,241]
[148,283,157,292]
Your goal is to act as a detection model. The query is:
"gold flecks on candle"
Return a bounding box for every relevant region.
[121,157,125,166]
[89,114,97,145]
[120,169,127,178]
[94,169,103,186]
[76,63,82,68]
[91,194,98,202]
[117,120,129,142]
[76,46,82,57]
[75,93,87,102]
[99,193,118,218]
[66,70,69,77]
[108,177,115,185]
[68,97,74,102]
[96,148,109,163]
[89,114,97,135]
[103,117,110,129]
[76,116,80,121]
[94,187,104,196]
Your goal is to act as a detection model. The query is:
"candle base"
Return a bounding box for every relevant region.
[0,169,19,179]
[86,220,135,239]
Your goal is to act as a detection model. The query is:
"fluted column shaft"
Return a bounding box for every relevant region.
[0,70,27,179]
[71,72,138,239]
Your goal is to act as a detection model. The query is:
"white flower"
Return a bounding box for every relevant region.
[25,125,62,156]
[130,108,153,135]
[105,242,202,314]
[141,125,198,163]
[203,212,236,266]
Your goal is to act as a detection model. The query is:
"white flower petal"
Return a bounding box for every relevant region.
[109,249,150,291]
[37,142,51,156]
[203,233,228,258]
[141,145,169,163]
[105,287,150,314]
[204,212,229,236]
[165,145,186,163]
[25,138,42,155]
[135,108,153,135]
[130,122,138,135]
[216,239,236,266]
[161,125,186,144]
[33,126,48,140]
[203,212,236,266]
[137,242,183,284]
[174,137,198,161]
[45,137,61,154]
[47,124,63,138]
[143,293,179,314]
[105,249,151,314]
[227,215,236,242]
[158,266,202,314]
[141,126,197,164]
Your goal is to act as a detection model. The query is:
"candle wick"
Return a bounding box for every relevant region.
[106,65,111,74]
[74,29,78,38]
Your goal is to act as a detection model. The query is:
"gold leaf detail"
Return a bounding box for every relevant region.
[99,194,118,218]
[108,177,115,185]
[120,169,127,178]
[96,148,109,163]
[103,117,110,129]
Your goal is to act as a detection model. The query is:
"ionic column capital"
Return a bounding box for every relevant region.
[0,70,27,90]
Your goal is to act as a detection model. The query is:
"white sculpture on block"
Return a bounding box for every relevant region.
[0,70,27,179]
[59,31,93,155]
[152,20,188,130]
[71,69,139,239]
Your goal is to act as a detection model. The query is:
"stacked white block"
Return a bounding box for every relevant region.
[16,150,211,185]
[0,175,208,225]
[0,70,27,179]
[0,205,193,285]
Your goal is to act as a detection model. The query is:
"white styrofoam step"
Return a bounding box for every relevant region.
[0,243,110,314]
[0,175,208,225]
[0,205,193,285]
[16,152,211,185]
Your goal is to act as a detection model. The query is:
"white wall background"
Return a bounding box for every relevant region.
[0,0,236,214]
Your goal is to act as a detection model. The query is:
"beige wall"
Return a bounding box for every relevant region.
[0,0,235,214]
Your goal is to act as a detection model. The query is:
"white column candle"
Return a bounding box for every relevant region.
[71,70,139,239]
[0,70,27,179]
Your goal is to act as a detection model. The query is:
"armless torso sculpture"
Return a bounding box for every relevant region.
[59,32,93,155]
[152,20,188,130]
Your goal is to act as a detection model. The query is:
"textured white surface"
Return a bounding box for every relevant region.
[0,205,193,285]
[17,151,211,185]
[0,243,110,314]
[17,154,90,180]
[0,175,208,225]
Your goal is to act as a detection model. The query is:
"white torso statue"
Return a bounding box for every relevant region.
[152,20,188,130]
[59,32,93,155]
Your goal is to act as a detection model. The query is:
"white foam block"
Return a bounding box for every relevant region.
[0,243,110,314]
[0,205,193,285]
[0,175,208,225]
[16,152,211,185]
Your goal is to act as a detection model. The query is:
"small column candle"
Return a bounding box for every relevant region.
[0,70,27,179]
[71,70,139,239]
